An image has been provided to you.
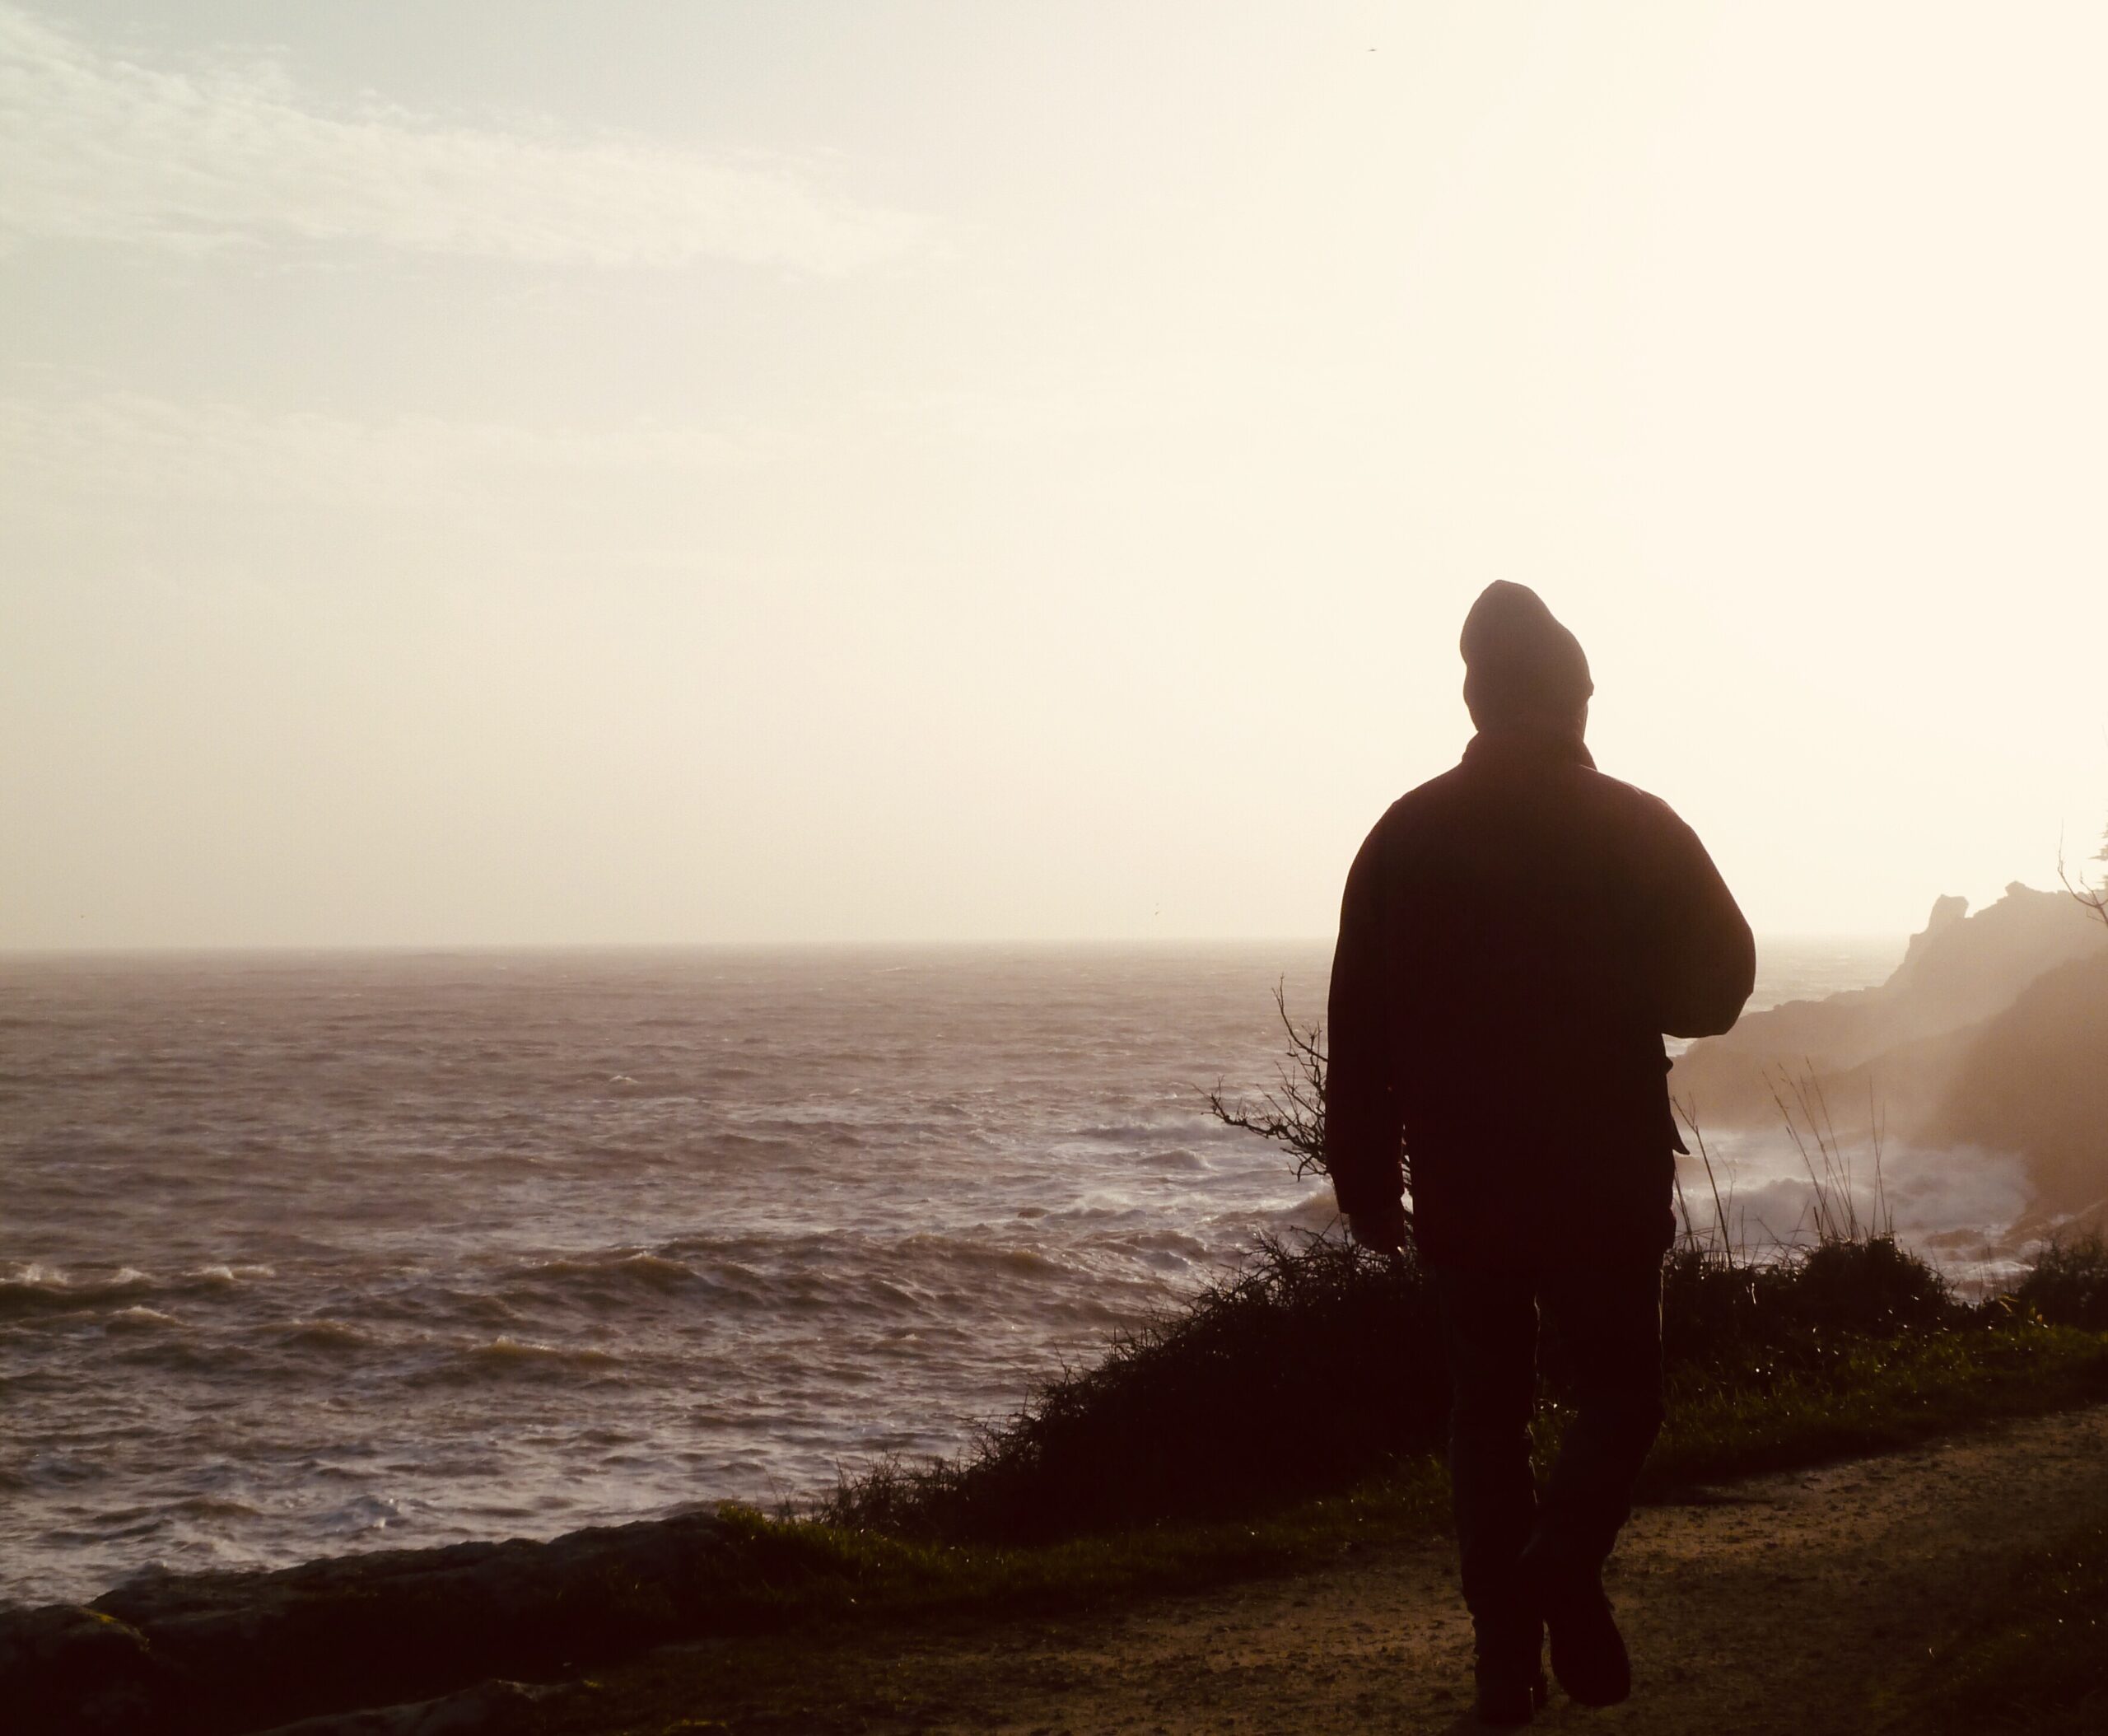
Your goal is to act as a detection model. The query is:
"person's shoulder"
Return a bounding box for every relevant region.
[1343,769,1469,883]
[1584,765,1672,810]
[1370,763,1471,833]
[1580,766,1698,842]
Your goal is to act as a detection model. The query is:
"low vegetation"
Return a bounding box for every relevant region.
[2012,1232,2108,1330]
[656,1256,2108,1654]
[818,1230,2108,1551]
[818,1234,1445,1542]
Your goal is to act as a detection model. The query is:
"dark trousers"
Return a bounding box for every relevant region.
[1434,1255,1666,1667]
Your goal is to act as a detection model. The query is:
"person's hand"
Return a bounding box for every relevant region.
[1346,1203,1408,1257]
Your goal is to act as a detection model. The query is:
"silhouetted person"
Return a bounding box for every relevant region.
[1325,582,1753,1726]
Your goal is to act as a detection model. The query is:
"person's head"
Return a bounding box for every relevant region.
[1459,581,1593,736]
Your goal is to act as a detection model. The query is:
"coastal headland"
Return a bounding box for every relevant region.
[1671,882,2108,1235]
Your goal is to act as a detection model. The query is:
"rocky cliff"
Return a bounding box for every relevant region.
[1670,884,2101,1123]
[1670,882,2106,1226]
[1922,950,2108,1228]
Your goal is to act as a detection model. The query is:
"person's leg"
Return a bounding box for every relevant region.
[1534,1252,1666,1573]
[1525,1251,1666,1706]
[1434,1264,1544,1700]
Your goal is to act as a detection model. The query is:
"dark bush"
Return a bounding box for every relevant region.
[1661,1234,1956,1368]
[828,1227,1986,1546]
[1777,1234,1956,1333]
[2012,1234,2108,1329]
[825,1234,1448,1543]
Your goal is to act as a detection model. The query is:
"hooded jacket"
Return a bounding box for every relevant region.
[1323,726,1755,1267]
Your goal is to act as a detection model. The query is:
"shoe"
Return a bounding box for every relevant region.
[1531,1557,1630,1707]
[1471,1667,1549,1726]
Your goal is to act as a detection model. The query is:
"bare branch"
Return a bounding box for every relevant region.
[1202,979,1412,1233]
[2058,833,2108,930]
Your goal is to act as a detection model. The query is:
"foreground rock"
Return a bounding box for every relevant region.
[255,1678,556,1735]
[0,1511,738,1736]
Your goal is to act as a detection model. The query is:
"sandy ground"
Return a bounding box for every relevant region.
[534,1405,2108,1736]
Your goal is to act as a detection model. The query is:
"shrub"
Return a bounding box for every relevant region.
[2012,1234,2108,1329]
[828,1226,1980,1546]
[823,1235,1448,1543]
[1779,1234,1956,1332]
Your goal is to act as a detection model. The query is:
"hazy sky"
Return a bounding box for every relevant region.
[4,2,2106,948]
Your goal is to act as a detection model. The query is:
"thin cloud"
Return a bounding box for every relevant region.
[0,7,921,271]
[0,392,784,506]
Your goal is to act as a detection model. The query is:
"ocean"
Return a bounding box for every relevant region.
[1,938,1906,1605]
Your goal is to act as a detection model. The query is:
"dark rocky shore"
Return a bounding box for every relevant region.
[0,1510,742,1735]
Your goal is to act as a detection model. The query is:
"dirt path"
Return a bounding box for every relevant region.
[541,1406,2108,1735]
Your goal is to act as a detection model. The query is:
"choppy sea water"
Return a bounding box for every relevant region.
[1,939,1909,1604]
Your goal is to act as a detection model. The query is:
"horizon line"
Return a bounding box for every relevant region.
[0,929,1913,961]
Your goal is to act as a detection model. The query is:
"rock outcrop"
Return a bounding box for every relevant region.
[254,1678,555,1735]
[1921,950,2108,1230]
[1670,882,2106,1227]
[0,1510,749,1736]
[1669,883,2103,1129]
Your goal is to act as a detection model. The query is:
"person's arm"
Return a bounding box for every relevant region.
[1644,807,1756,1038]
[1325,824,1406,1244]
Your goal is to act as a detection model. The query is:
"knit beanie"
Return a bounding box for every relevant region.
[1459,581,1593,727]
